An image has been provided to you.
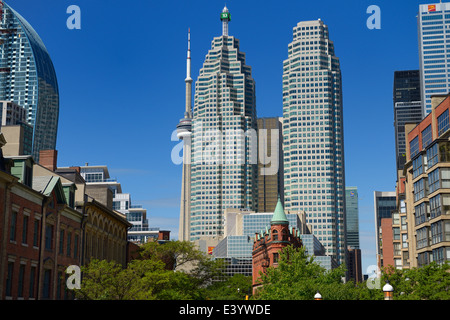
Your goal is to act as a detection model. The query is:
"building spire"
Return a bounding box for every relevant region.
[186,28,192,83]
[220,6,231,36]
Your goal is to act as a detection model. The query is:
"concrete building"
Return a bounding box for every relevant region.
[403,94,450,267]
[374,191,397,270]
[282,19,346,266]
[189,6,258,247]
[257,117,284,213]
[0,2,59,162]
[418,2,450,117]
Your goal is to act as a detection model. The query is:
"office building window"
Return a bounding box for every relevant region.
[438,109,449,136]
[59,230,64,254]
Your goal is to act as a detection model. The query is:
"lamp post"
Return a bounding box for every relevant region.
[383,281,394,300]
[314,291,322,300]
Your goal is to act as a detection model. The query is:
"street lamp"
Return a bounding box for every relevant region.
[383,281,394,300]
[314,291,322,300]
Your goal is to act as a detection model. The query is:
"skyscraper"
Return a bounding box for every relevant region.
[393,70,422,172]
[282,19,346,265]
[0,1,59,162]
[189,7,258,245]
[345,186,360,250]
[257,117,284,213]
[418,2,450,117]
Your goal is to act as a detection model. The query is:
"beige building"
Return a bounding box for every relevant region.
[402,95,450,267]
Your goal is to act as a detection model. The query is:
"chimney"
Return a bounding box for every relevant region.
[39,149,58,172]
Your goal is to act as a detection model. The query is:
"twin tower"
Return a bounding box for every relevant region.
[177,7,346,266]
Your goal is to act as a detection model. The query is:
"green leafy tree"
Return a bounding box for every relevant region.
[205,274,253,300]
[75,240,223,300]
[254,246,379,300]
[382,261,450,300]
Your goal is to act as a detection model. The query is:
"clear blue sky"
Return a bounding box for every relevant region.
[7,0,430,273]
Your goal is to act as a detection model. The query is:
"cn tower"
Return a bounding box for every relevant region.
[177,28,193,241]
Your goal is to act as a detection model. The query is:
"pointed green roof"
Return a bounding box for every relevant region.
[271,197,289,225]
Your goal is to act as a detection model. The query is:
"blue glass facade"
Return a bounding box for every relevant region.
[418,2,450,117]
[0,2,59,161]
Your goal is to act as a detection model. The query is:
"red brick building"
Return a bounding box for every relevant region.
[252,199,302,294]
[0,145,84,300]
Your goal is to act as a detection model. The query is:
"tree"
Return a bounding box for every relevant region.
[254,246,378,300]
[205,274,253,300]
[382,261,450,300]
[75,240,224,300]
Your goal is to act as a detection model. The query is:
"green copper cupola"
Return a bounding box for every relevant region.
[271,197,289,225]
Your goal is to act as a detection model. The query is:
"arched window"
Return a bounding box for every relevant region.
[272,229,278,241]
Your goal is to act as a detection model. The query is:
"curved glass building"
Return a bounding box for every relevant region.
[0,1,59,161]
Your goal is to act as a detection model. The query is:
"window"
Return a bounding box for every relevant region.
[413,178,427,202]
[438,109,449,136]
[272,229,278,241]
[415,203,429,226]
[22,215,28,244]
[10,211,17,242]
[417,227,428,249]
[29,266,36,299]
[18,264,25,298]
[422,125,433,149]
[273,252,279,264]
[413,155,424,178]
[42,269,51,299]
[74,234,79,259]
[6,262,13,297]
[427,143,439,168]
[33,220,39,247]
[393,227,400,240]
[431,221,443,244]
[430,194,442,219]
[410,136,419,158]
[67,232,72,257]
[45,224,53,251]
[59,230,64,254]
[429,168,440,194]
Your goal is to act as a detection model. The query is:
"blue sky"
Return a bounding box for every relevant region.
[6,0,431,273]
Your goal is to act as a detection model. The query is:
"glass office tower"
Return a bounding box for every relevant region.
[418,2,450,117]
[0,2,59,161]
[189,7,258,242]
[282,19,346,265]
[393,70,422,172]
[345,187,360,249]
